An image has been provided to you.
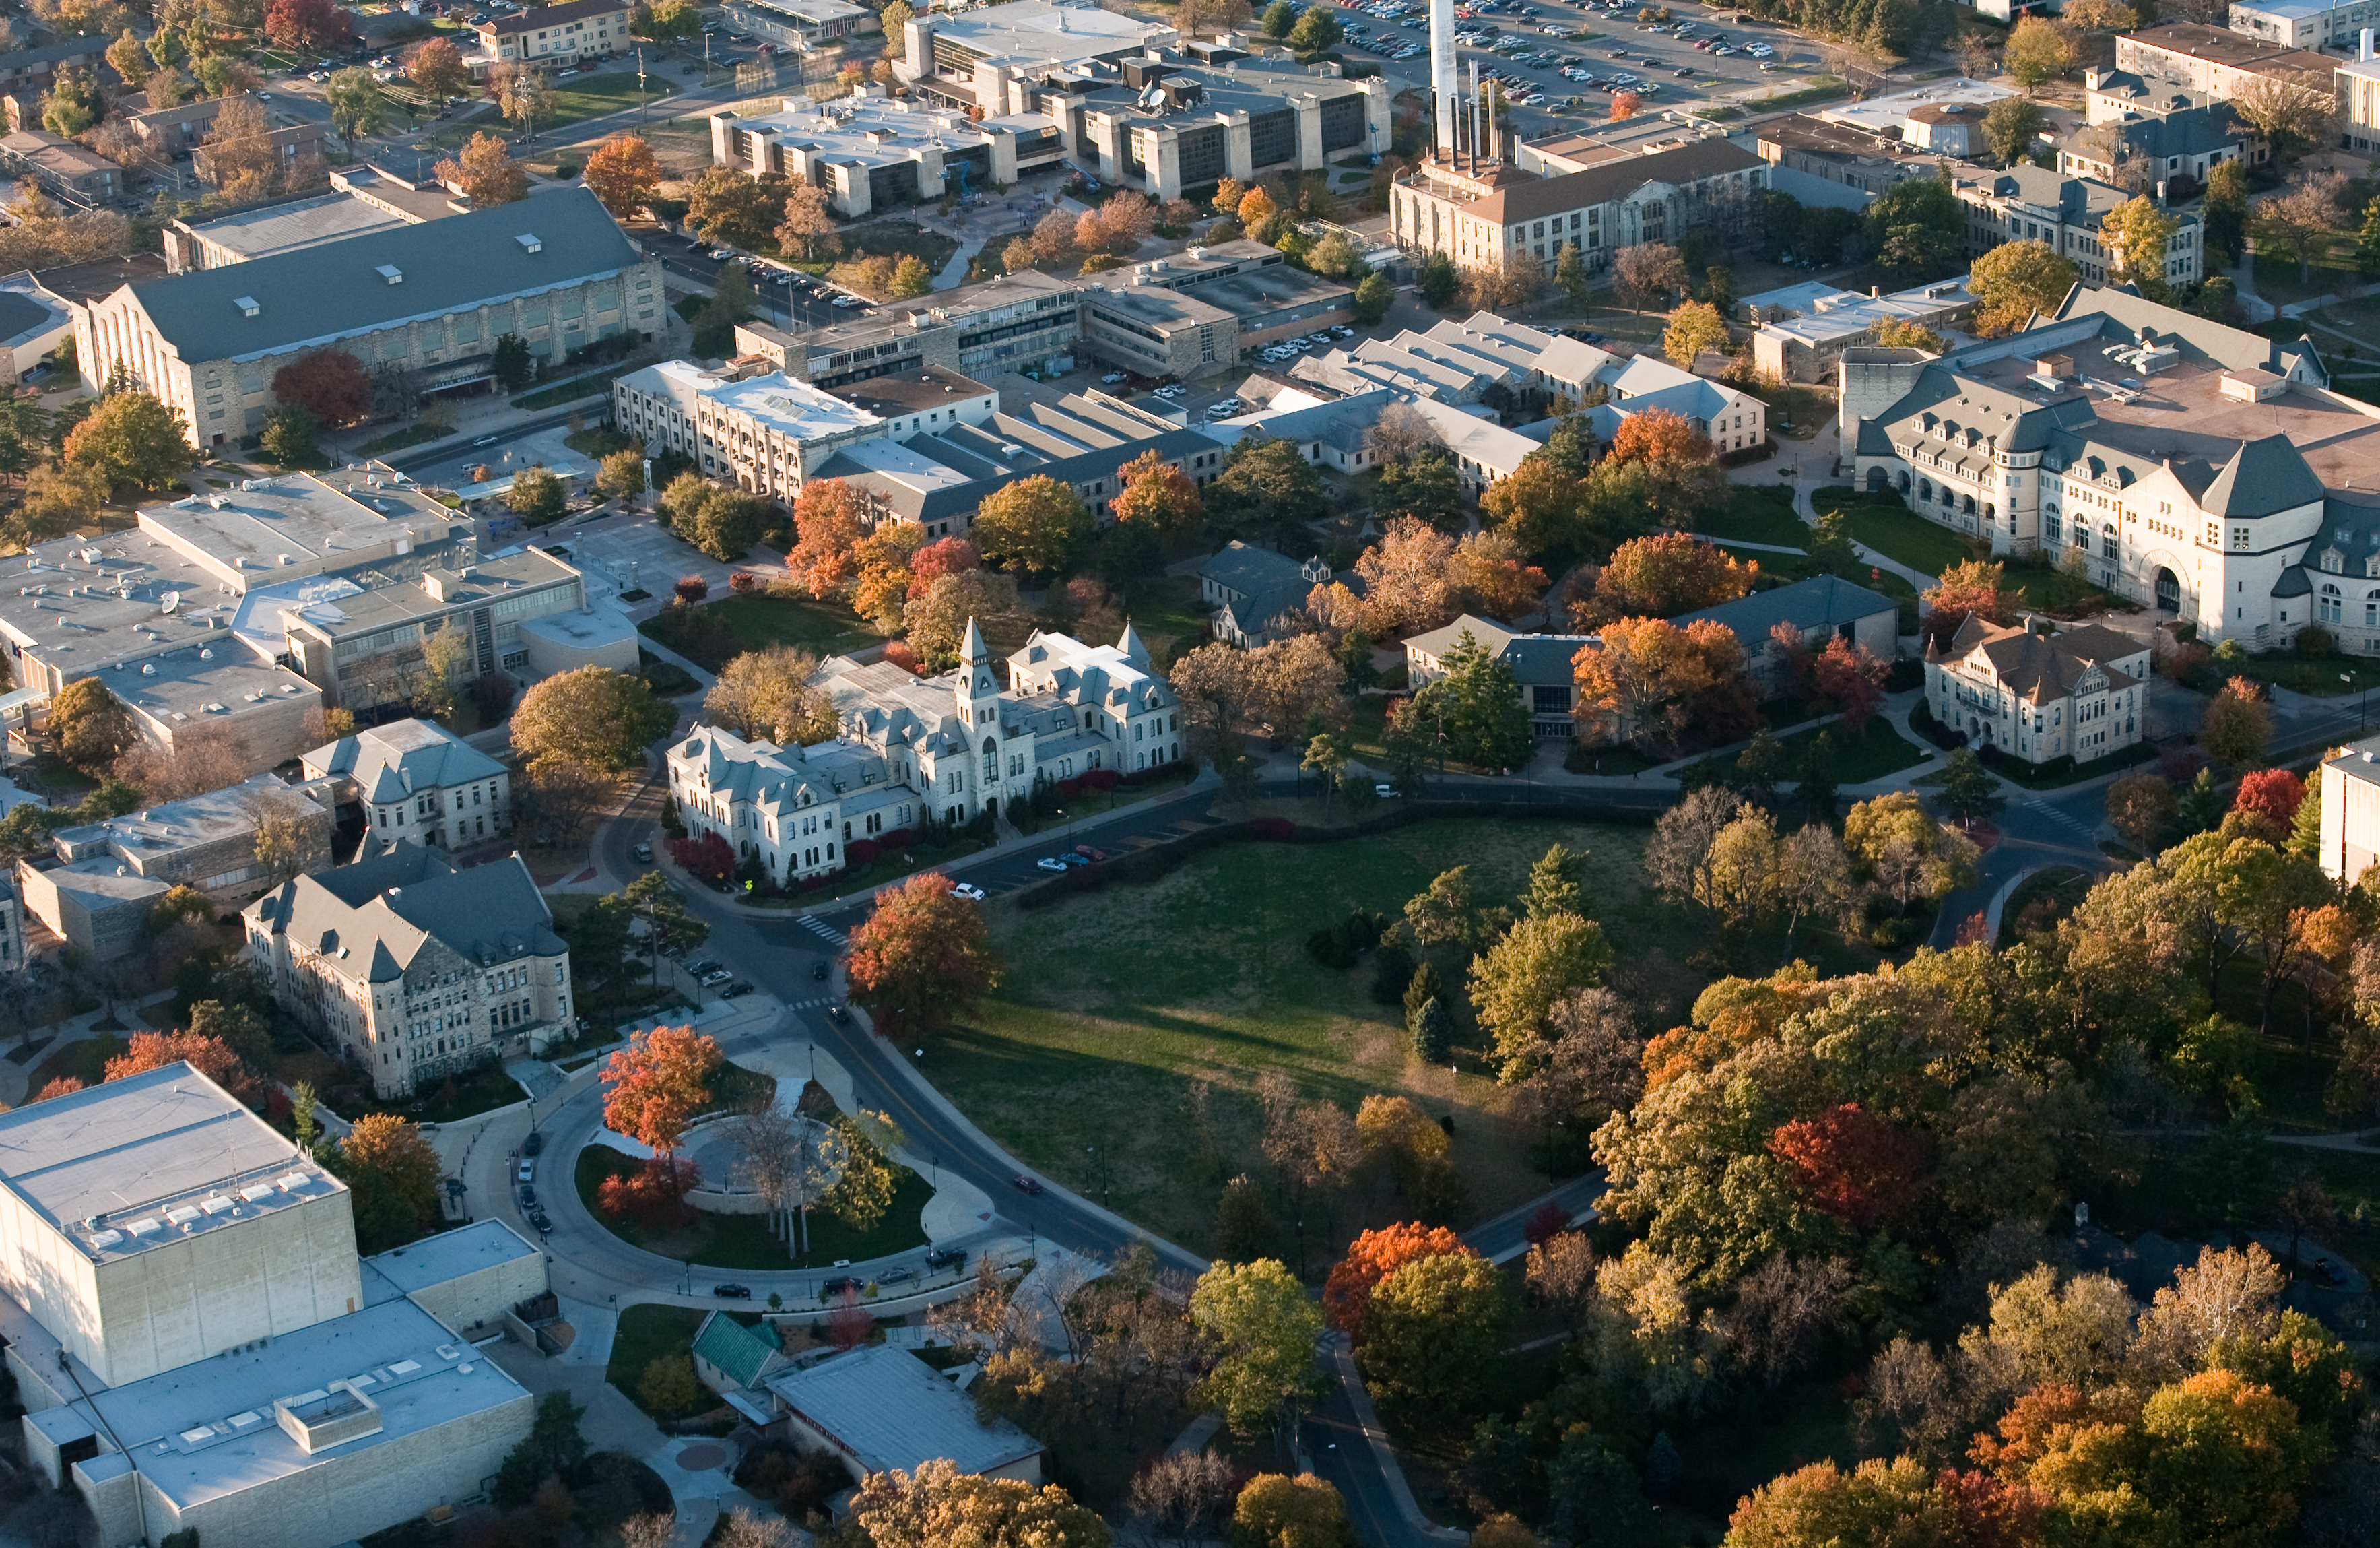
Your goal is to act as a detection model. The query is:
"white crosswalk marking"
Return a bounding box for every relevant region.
[799,916,847,946]
[2022,798,2100,840]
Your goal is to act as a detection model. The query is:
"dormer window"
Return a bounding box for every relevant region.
[2322,548,2346,574]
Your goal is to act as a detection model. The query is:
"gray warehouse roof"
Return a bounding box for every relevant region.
[766,1344,1043,1477]
[360,1219,539,1303]
[119,187,645,364]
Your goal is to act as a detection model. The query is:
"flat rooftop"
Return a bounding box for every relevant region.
[361,1219,539,1304]
[722,96,999,170]
[108,644,321,728]
[829,367,993,417]
[138,470,459,591]
[180,192,410,263]
[40,1297,525,1512]
[702,370,883,442]
[54,772,323,862]
[1092,283,1234,331]
[765,1344,1041,1477]
[929,0,1170,66]
[1956,346,2380,486]
[0,1062,337,1257]
[1818,77,2014,136]
[287,545,581,640]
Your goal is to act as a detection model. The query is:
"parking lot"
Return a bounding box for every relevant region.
[1340,0,1812,131]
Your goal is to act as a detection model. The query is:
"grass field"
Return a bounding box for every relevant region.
[640,593,889,668]
[1686,715,1929,787]
[927,818,1668,1261]
[2225,651,2380,698]
[1837,503,1973,580]
[1997,864,2094,947]
[354,422,451,456]
[513,362,645,411]
[1692,486,1809,549]
[607,1303,708,1420]
[532,71,653,134]
[575,1143,933,1269]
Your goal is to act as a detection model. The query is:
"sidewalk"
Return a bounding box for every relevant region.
[0,987,179,1108]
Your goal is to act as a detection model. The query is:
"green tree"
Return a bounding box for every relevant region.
[494,1391,589,1507]
[1376,448,1461,531]
[596,447,646,501]
[1981,93,2046,163]
[1189,1259,1324,1454]
[676,479,768,560]
[48,677,134,773]
[1863,176,1966,287]
[1411,996,1453,1062]
[506,465,566,524]
[1212,434,1327,534]
[492,333,535,391]
[1358,1250,1507,1425]
[1420,251,1458,308]
[1555,243,1592,309]
[1286,3,1341,50]
[2200,676,2272,768]
[972,474,1091,578]
[824,1113,898,1229]
[259,407,318,467]
[1468,911,1614,1078]
[1352,269,1392,325]
[2103,194,2181,286]
[2204,160,2250,266]
[334,1112,442,1253]
[323,67,387,152]
[2004,14,2075,89]
[1523,841,1583,919]
[63,391,189,492]
[1967,237,2079,335]
[1261,0,1298,35]
[41,67,100,138]
[1405,631,1533,769]
[1933,748,2005,823]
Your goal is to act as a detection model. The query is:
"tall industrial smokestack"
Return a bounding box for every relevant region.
[1430,0,1457,158]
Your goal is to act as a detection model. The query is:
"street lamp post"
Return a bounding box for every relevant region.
[2352,672,2371,736]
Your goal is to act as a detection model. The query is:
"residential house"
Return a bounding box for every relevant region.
[1403,614,1593,739]
[1197,542,1334,647]
[1672,574,1903,692]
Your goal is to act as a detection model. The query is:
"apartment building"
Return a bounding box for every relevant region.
[475,0,630,63]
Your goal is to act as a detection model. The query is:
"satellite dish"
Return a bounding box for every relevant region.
[1139,82,1164,108]
[160,592,180,614]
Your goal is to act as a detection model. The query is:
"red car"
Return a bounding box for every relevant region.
[1073,844,1106,862]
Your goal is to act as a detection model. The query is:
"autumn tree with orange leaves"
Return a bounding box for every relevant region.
[1323,1223,1471,1343]
[336,1111,444,1252]
[846,872,1005,1035]
[1573,616,1752,755]
[789,478,868,599]
[104,1031,258,1106]
[1111,447,1205,538]
[1767,1103,1933,1229]
[1579,532,1755,627]
[1448,529,1548,621]
[602,1026,724,1157]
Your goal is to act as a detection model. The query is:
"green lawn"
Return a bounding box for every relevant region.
[2225,651,2380,698]
[1690,486,1808,550]
[532,71,655,134]
[2002,562,2129,620]
[1838,504,1976,580]
[575,1142,932,1269]
[607,1303,708,1420]
[929,818,1668,1261]
[356,422,451,456]
[1689,716,1928,787]
[640,593,888,668]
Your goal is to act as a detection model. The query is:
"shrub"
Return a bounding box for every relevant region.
[674,575,709,604]
[597,1155,700,1231]
[1251,817,1298,839]
[637,1354,702,1418]
[883,641,924,674]
[1082,767,1122,792]
[877,827,915,849]
[1369,940,1416,1004]
[729,571,760,593]
[845,837,881,866]
[667,831,734,882]
[2299,624,2336,657]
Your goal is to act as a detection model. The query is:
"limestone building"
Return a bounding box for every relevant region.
[1944,164,2204,288]
[0,1065,538,1548]
[710,92,1019,216]
[1839,282,2380,648]
[733,271,1089,389]
[475,0,632,63]
[71,188,663,445]
[244,843,574,1095]
[1390,138,1769,276]
[2314,734,2380,884]
[668,619,1182,878]
[302,718,512,851]
[1924,617,2150,765]
[893,0,1174,115]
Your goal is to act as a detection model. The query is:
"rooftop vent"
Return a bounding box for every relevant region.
[515,233,543,255]
[376,265,403,285]
[232,296,259,317]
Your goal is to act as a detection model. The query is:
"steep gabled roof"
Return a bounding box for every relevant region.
[2201,433,2327,518]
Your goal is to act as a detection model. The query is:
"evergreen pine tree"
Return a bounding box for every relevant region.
[2359,195,2380,280]
[1644,1431,1682,1497]
[2289,771,2323,858]
[1412,996,1455,1062]
[1403,961,1442,1029]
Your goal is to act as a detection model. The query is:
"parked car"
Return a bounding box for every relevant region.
[518,1185,537,1207]
[1036,856,1071,872]
[812,960,830,980]
[529,1209,552,1233]
[698,967,733,986]
[878,1266,917,1286]
[1059,852,1090,868]
[723,981,756,998]
[822,1275,864,1296]
[1011,1175,1045,1195]
[713,1283,753,1299]
[925,1246,966,1270]
[1100,371,1127,383]
[1073,845,1106,862]
[523,1131,545,1156]
[952,882,986,901]
[518,1159,535,1182]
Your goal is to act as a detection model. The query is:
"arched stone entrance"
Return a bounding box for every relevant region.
[2155,567,2179,613]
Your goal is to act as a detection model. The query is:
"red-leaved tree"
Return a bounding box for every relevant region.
[828,1286,872,1349]
[668,831,735,884]
[271,349,373,426]
[1766,1103,1933,1229]
[908,537,983,596]
[104,1031,259,1107]
[265,0,353,51]
[1323,1223,1470,1344]
[597,1155,700,1231]
[845,872,1004,1034]
[2231,768,2305,831]
[1809,636,1888,736]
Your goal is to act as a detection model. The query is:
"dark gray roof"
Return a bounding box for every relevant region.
[1674,573,1900,647]
[0,36,108,73]
[2063,104,2241,171]
[249,842,564,980]
[816,424,1220,528]
[2201,433,2327,518]
[121,187,642,364]
[2272,565,2313,598]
